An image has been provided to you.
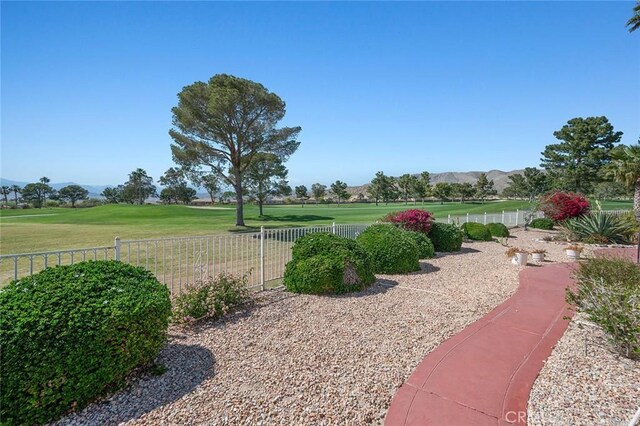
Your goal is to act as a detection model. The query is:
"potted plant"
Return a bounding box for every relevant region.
[565,244,583,260]
[506,247,529,266]
[530,248,546,262]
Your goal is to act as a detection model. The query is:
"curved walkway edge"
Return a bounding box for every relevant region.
[385,262,578,426]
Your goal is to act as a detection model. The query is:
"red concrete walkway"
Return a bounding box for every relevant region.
[385,263,577,426]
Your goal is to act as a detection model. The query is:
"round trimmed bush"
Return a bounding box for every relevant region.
[356,224,420,274]
[428,222,463,252]
[486,223,510,238]
[284,232,375,294]
[405,230,435,259]
[462,222,493,241]
[530,218,554,230]
[0,261,172,425]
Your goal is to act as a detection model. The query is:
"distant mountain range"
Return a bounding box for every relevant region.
[346,169,525,195]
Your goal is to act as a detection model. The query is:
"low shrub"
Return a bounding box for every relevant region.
[567,257,640,359]
[383,209,434,234]
[530,218,554,230]
[404,230,435,259]
[539,191,590,222]
[0,261,172,425]
[356,224,420,274]
[620,211,640,243]
[172,273,251,324]
[428,222,463,252]
[560,211,636,244]
[284,232,375,294]
[486,223,510,238]
[461,222,493,241]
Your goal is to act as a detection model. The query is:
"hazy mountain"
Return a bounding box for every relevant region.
[346,169,525,195]
[0,179,111,198]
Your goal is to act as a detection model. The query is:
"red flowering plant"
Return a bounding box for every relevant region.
[383,209,434,234]
[538,191,590,222]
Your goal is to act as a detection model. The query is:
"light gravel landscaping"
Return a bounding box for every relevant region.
[52,229,634,425]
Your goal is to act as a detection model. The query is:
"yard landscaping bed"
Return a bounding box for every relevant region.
[52,230,584,425]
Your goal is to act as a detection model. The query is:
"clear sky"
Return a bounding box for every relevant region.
[2,1,639,188]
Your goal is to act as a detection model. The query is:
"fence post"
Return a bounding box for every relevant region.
[501,210,505,224]
[447,214,451,224]
[516,209,520,226]
[332,222,336,235]
[466,213,469,224]
[260,226,265,291]
[114,236,121,261]
[484,212,487,225]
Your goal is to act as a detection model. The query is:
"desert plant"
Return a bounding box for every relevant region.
[566,244,584,253]
[530,248,547,254]
[428,222,463,252]
[404,230,435,259]
[539,191,590,222]
[530,218,554,230]
[172,273,251,324]
[486,223,510,238]
[356,224,420,274]
[0,261,172,425]
[461,222,493,241]
[284,232,375,294]
[560,211,636,244]
[568,257,640,359]
[383,209,434,234]
[505,247,528,258]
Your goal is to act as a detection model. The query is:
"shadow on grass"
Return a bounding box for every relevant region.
[54,343,214,425]
[257,214,334,223]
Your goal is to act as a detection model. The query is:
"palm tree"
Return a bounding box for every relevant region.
[628,1,640,32]
[0,186,9,206]
[607,143,640,213]
[10,185,21,206]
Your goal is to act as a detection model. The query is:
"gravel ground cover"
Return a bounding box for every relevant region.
[52,229,603,426]
[528,316,640,426]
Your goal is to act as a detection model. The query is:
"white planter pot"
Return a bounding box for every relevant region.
[511,252,528,266]
[565,249,580,260]
[531,253,545,262]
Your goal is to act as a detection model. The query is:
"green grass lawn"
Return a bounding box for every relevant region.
[0,199,632,254]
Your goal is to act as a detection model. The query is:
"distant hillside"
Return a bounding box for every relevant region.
[0,178,111,198]
[346,169,524,196]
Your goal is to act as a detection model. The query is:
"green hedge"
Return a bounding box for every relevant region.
[486,223,510,238]
[404,230,435,259]
[284,233,375,294]
[461,222,493,241]
[0,261,172,425]
[530,218,554,230]
[428,222,463,252]
[356,224,420,274]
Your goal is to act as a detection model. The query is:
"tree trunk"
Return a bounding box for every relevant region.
[634,178,640,214]
[234,178,245,226]
[259,201,263,216]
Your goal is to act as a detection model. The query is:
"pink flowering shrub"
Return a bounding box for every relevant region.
[384,209,434,234]
[538,191,590,222]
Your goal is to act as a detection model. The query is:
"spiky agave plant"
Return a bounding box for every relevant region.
[561,212,636,244]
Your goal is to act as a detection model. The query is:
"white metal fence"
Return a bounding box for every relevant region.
[1,209,629,293]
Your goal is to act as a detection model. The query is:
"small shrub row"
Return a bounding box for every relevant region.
[530,218,554,230]
[284,233,375,294]
[172,273,252,324]
[461,222,493,241]
[567,257,640,359]
[486,222,510,238]
[0,261,172,425]
[428,222,463,252]
[356,224,421,274]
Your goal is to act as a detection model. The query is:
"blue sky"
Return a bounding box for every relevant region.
[2,1,639,188]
